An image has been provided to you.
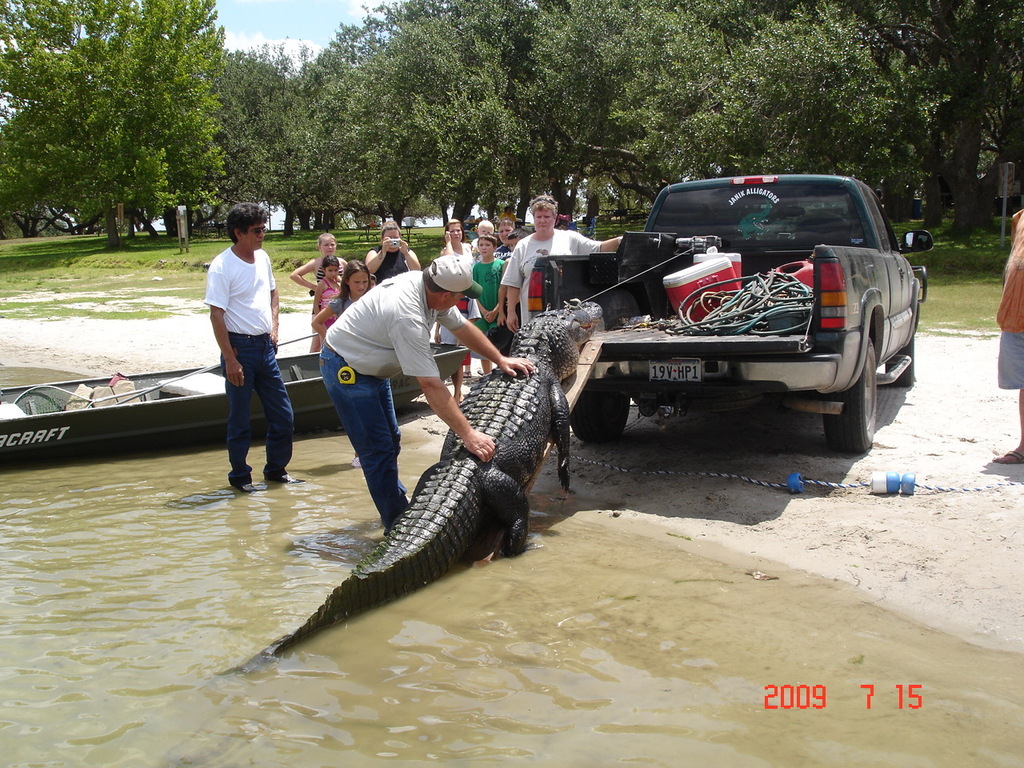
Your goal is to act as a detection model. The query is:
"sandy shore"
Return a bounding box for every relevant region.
[3,314,1022,652]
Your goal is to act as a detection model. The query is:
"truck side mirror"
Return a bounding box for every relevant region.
[901,230,934,252]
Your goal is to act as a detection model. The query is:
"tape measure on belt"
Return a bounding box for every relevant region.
[337,365,357,385]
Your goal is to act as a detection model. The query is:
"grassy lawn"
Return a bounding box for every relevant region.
[917,276,1000,335]
[0,224,451,275]
[900,218,1010,335]
[0,225,452,319]
[0,218,1012,331]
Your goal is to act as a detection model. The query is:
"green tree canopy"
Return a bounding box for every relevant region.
[0,0,224,243]
[4,0,1022,240]
[848,0,1024,231]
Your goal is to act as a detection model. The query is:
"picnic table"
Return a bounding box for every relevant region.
[359,219,415,241]
[360,220,380,242]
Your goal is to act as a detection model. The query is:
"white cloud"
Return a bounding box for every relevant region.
[223,30,322,57]
[233,0,367,19]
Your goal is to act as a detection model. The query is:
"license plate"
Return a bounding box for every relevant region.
[649,359,701,382]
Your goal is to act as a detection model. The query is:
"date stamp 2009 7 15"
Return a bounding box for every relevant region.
[763,684,924,710]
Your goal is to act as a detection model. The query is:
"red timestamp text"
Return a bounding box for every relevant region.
[763,684,924,709]
[763,684,828,709]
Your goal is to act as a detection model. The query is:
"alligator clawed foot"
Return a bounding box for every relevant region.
[463,521,507,564]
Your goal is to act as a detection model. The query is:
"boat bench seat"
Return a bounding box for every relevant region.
[161,372,225,397]
[0,402,27,420]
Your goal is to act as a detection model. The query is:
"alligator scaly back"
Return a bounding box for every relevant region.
[241,302,602,669]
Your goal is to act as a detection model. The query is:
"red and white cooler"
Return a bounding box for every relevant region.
[664,255,739,320]
[695,251,742,283]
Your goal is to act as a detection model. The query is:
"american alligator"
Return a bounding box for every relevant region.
[244,302,602,666]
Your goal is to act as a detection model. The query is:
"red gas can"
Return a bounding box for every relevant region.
[774,259,814,287]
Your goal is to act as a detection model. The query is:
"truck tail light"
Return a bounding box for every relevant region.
[528,268,545,313]
[816,260,847,330]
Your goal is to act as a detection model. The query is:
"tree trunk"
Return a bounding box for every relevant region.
[517,174,532,222]
[922,175,943,230]
[314,209,336,231]
[940,117,990,234]
[140,218,160,237]
[948,177,992,234]
[105,207,121,248]
[879,180,913,223]
[12,213,36,237]
[283,206,295,237]
[480,194,498,221]
[548,176,567,213]
[163,207,178,238]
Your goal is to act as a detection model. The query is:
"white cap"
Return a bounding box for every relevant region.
[427,256,483,298]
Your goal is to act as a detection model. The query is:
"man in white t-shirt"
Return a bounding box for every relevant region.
[500,195,621,332]
[204,203,299,493]
[321,256,536,531]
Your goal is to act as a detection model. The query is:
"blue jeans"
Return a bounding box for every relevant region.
[223,333,294,486]
[320,347,408,529]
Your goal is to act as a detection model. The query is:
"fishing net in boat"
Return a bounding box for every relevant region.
[13,386,87,415]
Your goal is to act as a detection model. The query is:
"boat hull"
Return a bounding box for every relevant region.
[0,346,466,463]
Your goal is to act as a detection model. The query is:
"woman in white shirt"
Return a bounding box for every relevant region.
[440,219,474,260]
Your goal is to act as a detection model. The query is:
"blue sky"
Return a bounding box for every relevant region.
[216,0,370,54]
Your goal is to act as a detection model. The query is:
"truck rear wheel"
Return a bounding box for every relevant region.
[823,340,877,454]
[570,390,631,443]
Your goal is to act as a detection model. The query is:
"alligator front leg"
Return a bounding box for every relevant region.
[479,465,531,556]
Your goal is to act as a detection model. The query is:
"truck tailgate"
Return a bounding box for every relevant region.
[594,328,813,358]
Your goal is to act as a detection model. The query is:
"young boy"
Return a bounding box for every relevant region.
[471,219,495,261]
[471,234,505,375]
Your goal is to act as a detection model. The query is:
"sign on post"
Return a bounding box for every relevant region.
[176,205,189,254]
[1001,163,1016,248]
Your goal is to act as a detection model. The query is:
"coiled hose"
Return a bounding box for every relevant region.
[668,271,814,336]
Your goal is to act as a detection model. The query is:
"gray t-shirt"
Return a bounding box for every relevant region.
[500,230,601,325]
[324,270,465,378]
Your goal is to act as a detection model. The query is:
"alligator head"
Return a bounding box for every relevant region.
[509,300,603,380]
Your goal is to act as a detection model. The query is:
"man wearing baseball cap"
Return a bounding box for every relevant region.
[321,255,536,531]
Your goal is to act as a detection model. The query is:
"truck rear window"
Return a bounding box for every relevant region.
[650,182,867,252]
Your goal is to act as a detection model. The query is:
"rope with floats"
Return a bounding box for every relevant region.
[574,456,1024,496]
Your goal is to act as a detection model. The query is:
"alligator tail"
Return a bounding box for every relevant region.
[241,458,481,669]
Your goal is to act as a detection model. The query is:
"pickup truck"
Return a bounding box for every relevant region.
[529,174,933,453]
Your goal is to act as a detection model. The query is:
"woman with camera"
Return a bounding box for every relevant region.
[366,220,421,282]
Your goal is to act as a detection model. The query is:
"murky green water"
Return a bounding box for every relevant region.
[2,402,1023,766]
[1,366,83,388]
